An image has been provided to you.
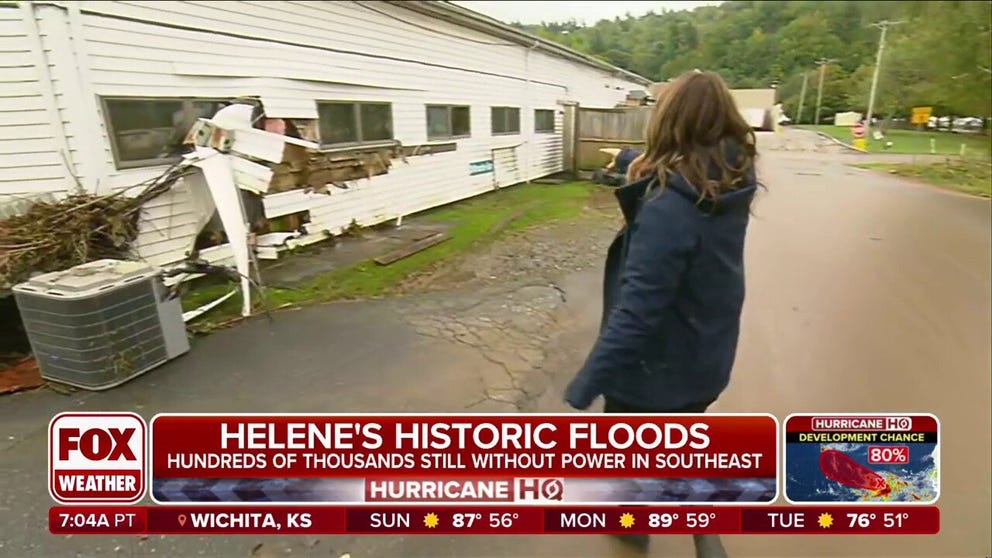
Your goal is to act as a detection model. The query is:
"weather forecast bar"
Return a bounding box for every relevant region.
[48,506,940,535]
[144,413,779,505]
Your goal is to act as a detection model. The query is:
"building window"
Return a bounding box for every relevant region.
[102,97,228,169]
[317,101,393,145]
[535,109,555,133]
[426,105,471,139]
[491,106,520,135]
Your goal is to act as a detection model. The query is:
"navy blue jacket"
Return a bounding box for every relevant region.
[614,147,640,176]
[565,164,757,411]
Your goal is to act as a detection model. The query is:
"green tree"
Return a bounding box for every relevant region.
[520,0,990,118]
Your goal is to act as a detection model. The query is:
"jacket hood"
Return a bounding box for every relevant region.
[666,169,757,215]
[614,145,756,221]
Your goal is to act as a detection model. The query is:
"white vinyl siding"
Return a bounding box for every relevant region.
[0,5,71,197]
[0,1,648,268]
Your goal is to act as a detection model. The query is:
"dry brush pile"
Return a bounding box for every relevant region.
[0,164,189,288]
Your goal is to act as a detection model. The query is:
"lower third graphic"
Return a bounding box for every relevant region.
[152,477,777,504]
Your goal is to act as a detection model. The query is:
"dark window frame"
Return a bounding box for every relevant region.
[101,96,230,170]
[534,109,556,133]
[316,100,394,147]
[491,106,521,135]
[426,104,471,140]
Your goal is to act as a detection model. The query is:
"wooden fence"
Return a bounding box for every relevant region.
[570,106,652,172]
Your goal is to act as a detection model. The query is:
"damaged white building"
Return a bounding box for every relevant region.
[0,0,650,269]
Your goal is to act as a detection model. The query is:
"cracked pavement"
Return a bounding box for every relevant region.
[1,131,989,557]
[393,211,617,412]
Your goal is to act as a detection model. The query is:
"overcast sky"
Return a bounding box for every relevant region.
[453,1,724,26]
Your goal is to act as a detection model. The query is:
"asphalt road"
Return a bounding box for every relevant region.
[0,142,989,557]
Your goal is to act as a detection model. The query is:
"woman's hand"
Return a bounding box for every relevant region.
[564,376,597,410]
[626,153,649,183]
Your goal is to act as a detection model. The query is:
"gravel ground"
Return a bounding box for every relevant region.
[389,191,621,410]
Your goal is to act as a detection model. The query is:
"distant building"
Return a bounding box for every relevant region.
[834,112,864,127]
[730,89,778,131]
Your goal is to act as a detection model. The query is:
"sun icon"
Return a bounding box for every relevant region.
[817,513,834,529]
[423,513,440,528]
[619,513,636,529]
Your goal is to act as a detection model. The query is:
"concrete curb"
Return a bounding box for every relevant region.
[812,131,867,154]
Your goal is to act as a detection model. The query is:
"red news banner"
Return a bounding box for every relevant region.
[49,505,940,535]
[148,414,778,504]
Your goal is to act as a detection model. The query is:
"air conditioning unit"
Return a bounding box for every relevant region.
[13,259,190,390]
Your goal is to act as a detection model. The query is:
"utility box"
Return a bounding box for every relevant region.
[13,259,190,390]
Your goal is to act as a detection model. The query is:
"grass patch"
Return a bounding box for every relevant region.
[806,125,991,159]
[180,181,602,331]
[857,160,992,198]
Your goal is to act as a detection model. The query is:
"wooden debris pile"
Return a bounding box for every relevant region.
[270,145,400,194]
[0,164,186,288]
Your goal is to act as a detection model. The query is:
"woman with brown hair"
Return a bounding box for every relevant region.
[565,70,758,556]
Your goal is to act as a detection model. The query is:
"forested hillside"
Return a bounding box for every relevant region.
[515,1,991,122]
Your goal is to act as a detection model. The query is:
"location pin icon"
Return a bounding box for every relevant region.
[178,514,187,527]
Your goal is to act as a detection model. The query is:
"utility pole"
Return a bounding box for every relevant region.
[814,58,838,126]
[865,20,903,138]
[796,71,808,125]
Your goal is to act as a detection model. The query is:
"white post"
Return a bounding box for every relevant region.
[195,150,252,317]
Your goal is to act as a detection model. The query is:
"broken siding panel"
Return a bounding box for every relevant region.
[135,235,198,266]
[40,2,640,266]
[263,190,324,219]
[211,110,548,250]
[305,151,490,229]
[131,180,202,264]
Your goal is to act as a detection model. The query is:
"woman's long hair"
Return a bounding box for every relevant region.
[629,71,758,199]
